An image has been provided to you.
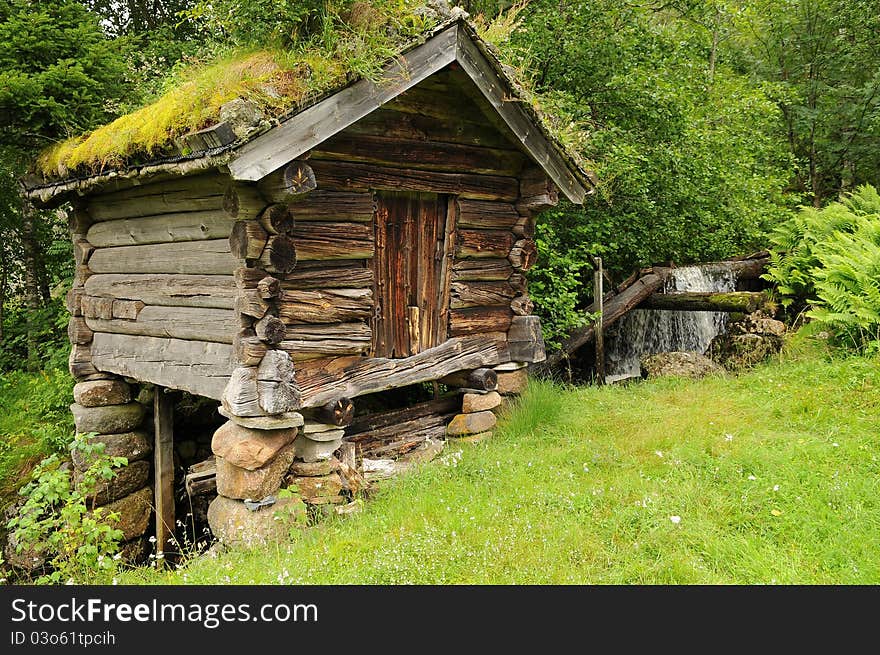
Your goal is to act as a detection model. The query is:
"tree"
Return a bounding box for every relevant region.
[0,0,126,371]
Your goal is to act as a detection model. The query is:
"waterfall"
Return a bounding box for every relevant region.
[604,264,737,382]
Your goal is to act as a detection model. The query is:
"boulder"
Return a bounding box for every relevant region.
[96,486,153,541]
[399,438,445,465]
[79,460,151,506]
[290,459,339,477]
[211,420,297,471]
[447,410,497,437]
[71,402,145,435]
[215,442,296,500]
[72,431,152,471]
[301,425,345,442]
[709,333,784,371]
[219,98,265,140]
[73,379,131,408]
[289,473,345,502]
[461,391,502,413]
[640,352,725,379]
[207,494,307,548]
[456,431,493,444]
[496,368,528,395]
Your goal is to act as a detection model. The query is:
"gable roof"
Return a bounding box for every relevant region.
[24,18,594,207]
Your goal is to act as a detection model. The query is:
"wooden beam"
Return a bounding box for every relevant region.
[88,240,239,275]
[295,333,510,407]
[153,387,175,561]
[453,24,589,204]
[228,24,458,181]
[90,333,235,399]
[640,291,773,313]
[85,306,237,344]
[84,274,236,310]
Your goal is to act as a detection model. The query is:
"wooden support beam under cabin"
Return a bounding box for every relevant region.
[346,395,461,435]
[153,388,175,560]
[89,333,236,400]
[640,291,774,313]
[295,333,510,407]
[312,398,356,427]
[439,367,498,391]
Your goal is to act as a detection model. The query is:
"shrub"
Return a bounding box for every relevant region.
[6,434,128,584]
[766,184,880,349]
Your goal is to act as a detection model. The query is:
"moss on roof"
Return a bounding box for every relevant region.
[36,1,442,179]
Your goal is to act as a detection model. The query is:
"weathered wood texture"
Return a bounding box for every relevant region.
[450,280,516,309]
[88,240,238,275]
[278,323,372,359]
[456,199,519,230]
[287,191,374,222]
[283,264,373,290]
[86,174,263,222]
[85,306,237,343]
[449,307,513,336]
[84,274,236,309]
[291,222,374,260]
[347,395,461,436]
[278,289,372,324]
[86,210,237,247]
[456,229,515,259]
[310,160,517,201]
[90,333,236,399]
[452,258,514,282]
[153,389,175,556]
[311,133,524,176]
[295,333,510,408]
[256,161,317,203]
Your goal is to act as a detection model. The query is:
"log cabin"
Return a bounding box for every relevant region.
[22,16,594,551]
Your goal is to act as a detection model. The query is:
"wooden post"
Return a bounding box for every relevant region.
[594,257,605,385]
[153,388,175,563]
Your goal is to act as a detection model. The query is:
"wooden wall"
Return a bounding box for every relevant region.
[68,66,548,404]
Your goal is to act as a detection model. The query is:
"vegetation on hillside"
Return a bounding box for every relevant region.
[114,338,879,584]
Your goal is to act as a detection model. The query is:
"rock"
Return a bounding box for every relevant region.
[640,352,725,379]
[211,420,298,471]
[207,494,307,548]
[96,486,153,541]
[295,435,343,462]
[750,317,786,337]
[496,369,528,395]
[336,459,368,494]
[71,402,145,435]
[71,431,152,470]
[301,425,345,442]
[708,333,784,371]
[80,460,151,506]
[219,98,265,139]
[135,385,154,405]
[73,379,131,407]
[493,361,528,371]
[289,473,345,501]
[456,431,493,444]
[302,421,342,434]
[461,391,502,413]
[447,411,497,437]
[335,500,363,516]
[215,442,296,500]
[290,459,339,477]
[304,495,346,505]
[218,406,304,430]
[361,458,397,482]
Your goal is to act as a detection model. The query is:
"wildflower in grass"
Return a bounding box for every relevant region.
[724,434,734,442]
[773,485,780,492]
[771,509,782,516]
[748,475,757,481]
[655,450,663,457]
[669,516,681,524]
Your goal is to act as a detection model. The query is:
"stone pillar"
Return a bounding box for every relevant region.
[70,377,153,561]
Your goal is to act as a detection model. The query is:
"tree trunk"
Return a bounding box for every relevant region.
[21,199,43,372]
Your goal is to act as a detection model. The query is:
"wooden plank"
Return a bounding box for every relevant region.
[450,280,516,308]
[457,199,519,230]
[311,134,524,176]
[309,160,518,201]
[90,333,236,400]
[85,210,236,247]
[295,333,510,408]
[228,24,458,181]
[283,265,373,290]
[287,190,374,222]
[449,307,514,336]
[347,395,461,435]
[84,274,236,309]
[343,107,515,150]
[278,322,372,359]
[85,306,237,343]
[456,229,516,259]
[88,240,239,275]
[154,388,175,560]
[454,27,589,204]
[278,288,372,324]
[452,258,514,281]
[291,221,374,260]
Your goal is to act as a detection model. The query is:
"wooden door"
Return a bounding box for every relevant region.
[372,191,453,358]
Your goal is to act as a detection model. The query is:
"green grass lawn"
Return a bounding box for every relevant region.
[121,339,880,585]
